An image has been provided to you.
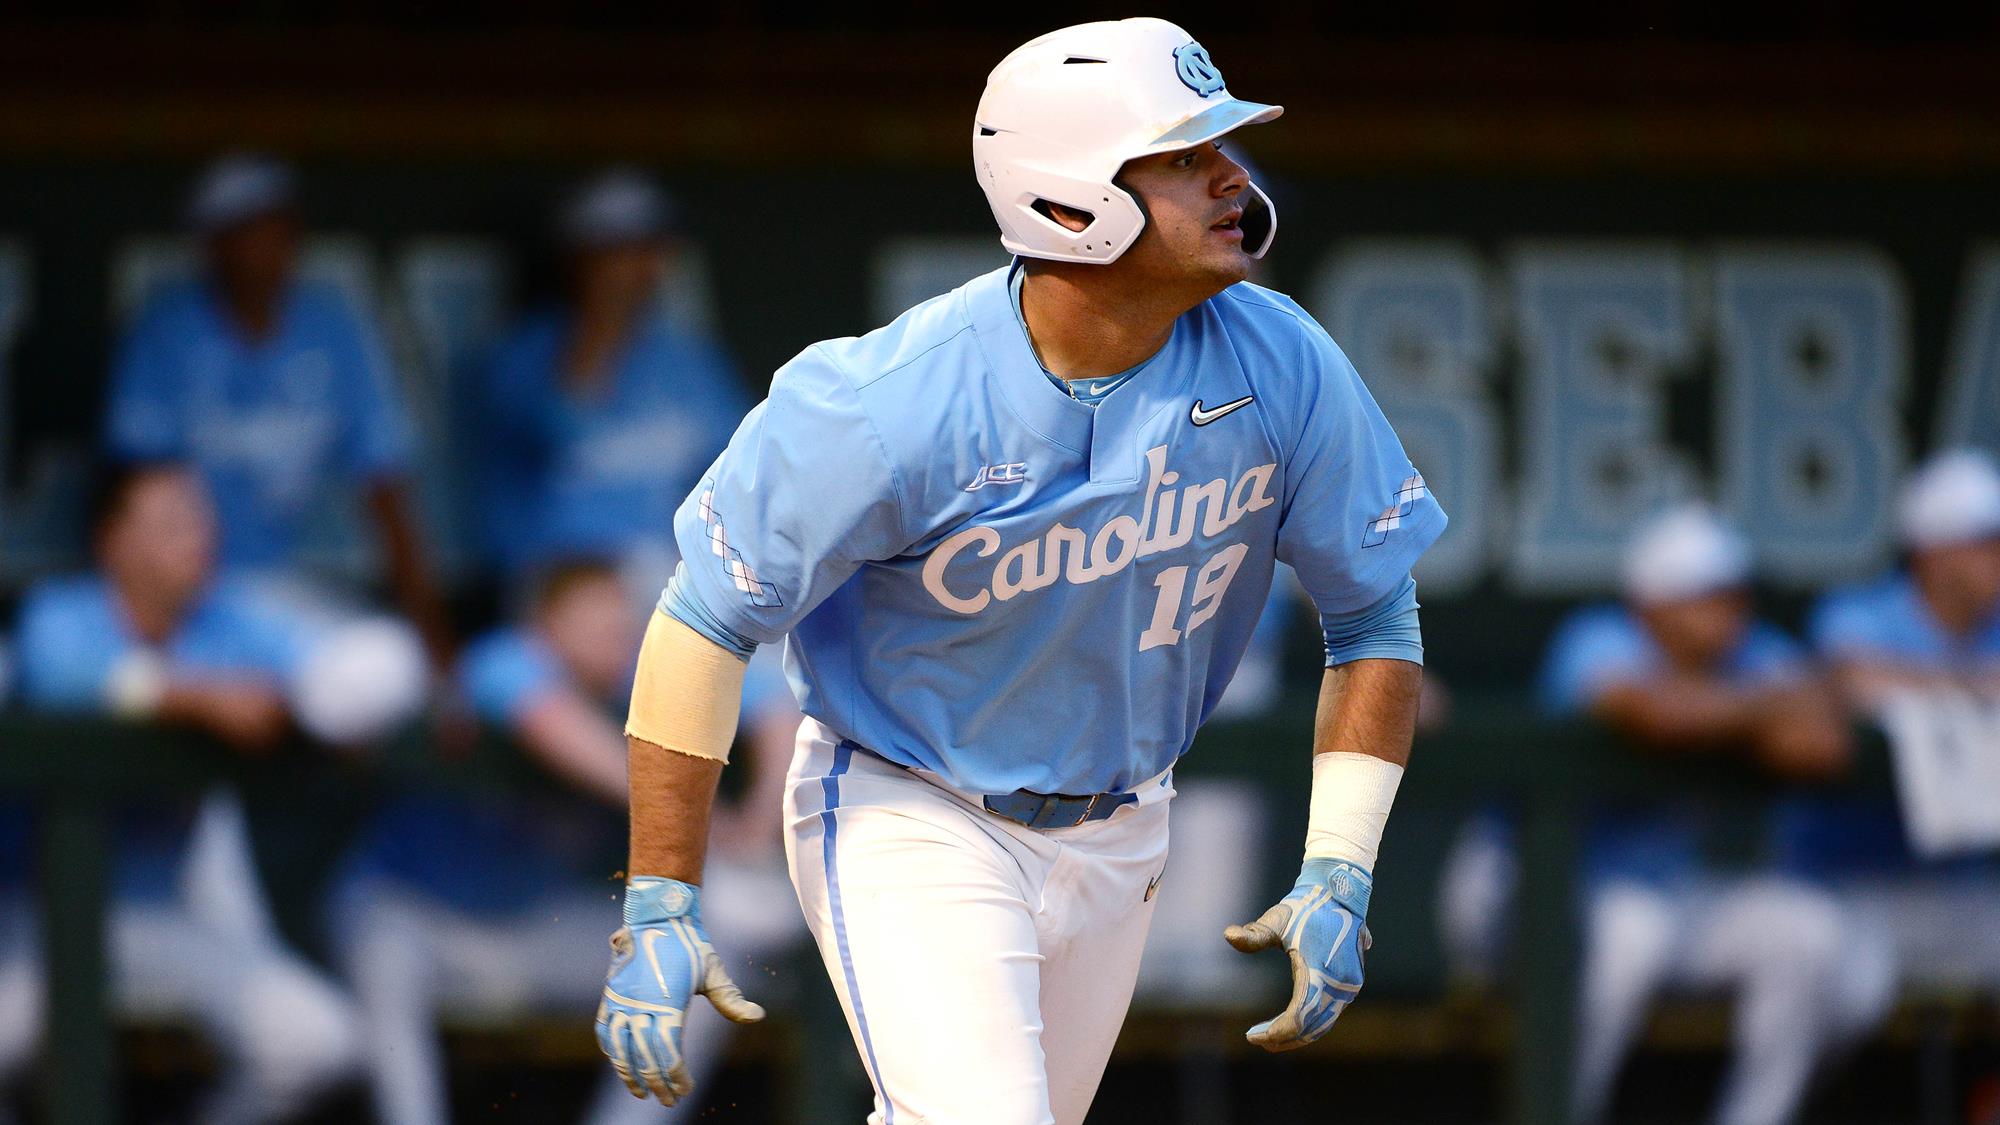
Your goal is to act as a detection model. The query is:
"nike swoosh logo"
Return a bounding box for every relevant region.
[1190,395,1254,426]
[1323,907,1354,971]
[643,928,677,994]
[1144,869,1165,902]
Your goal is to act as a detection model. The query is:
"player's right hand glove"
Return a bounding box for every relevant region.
[596,876,765,1104]
[1224,858,1372,1052]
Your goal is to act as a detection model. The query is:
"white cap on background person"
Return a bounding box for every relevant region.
[1898,448,2000,551]
[557,169,678,250]
[185,153,298,235]
[1621,503,1753,606]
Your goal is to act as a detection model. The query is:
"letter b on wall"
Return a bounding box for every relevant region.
[1716,246,1906,583]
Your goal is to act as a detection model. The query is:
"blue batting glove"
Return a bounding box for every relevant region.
[1224,858,1373,1051]
[596,876,765,1104]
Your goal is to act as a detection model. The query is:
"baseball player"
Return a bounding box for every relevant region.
[105,154,454,667]
[337,558,803,1125]
[473,171,752,584]
[1536,505,1890,1124]
[597,18,1446,1124]
[1778,449,2000,989]
[3,463,371,1123]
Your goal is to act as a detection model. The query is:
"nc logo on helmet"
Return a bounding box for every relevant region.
[1173,42,1226,97]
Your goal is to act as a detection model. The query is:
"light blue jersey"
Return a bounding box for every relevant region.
[352,623,793,914]
[13,574,313,899]
[1541,606,1805,714]
[103,278,414,568]
[1811,573,2000,668]
[1541,605,1804,885]
[351,627,622,915]
[474,310,752,575]
[1776,573,2000,879]
[664,267,1444,796]
[16,575,310,707]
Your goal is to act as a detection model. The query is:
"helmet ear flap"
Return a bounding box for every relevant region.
[1240,180,1278,260]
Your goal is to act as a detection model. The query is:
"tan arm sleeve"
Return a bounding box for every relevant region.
[625,610,748,763]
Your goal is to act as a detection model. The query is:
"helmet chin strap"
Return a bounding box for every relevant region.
[1239,180,1277,260]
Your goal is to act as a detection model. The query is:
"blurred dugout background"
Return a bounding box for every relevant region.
[3,4,2000,1124]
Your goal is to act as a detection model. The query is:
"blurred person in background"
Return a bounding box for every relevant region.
[1550,505,1895,1124]
[101,153,456,669]
[472,170,751,597]
[0,461,408,1124]
[1444,504,1893,1125]
[1777,448,2000,993]
[1814,449,2000,707]
[335,557,802,1125]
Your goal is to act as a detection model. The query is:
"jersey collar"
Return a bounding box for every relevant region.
[961,265,1095,454]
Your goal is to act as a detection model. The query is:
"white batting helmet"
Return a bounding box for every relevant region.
[974,18,1282,264]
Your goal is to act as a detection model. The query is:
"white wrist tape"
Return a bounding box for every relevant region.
[624,610,747,763]
[1303,751,1405,870]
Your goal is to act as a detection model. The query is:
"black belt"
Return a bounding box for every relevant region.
[981,788,1139,829]
[838,740,1140,829]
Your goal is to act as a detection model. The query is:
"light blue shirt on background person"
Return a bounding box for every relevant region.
[1775,449,2000,880]
[1773,572,2000,880]
[1811,573,2000,667]
[103,277,415,570]
[345,626,625,917]
[1540,605,1808,886]
[473,311,751,577]
[344,623,791,917]
[661,266,1444,798]
[11,574,313,900]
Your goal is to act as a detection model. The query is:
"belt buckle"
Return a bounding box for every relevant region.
[996,790,1108,830]
[1070,794,1099,828]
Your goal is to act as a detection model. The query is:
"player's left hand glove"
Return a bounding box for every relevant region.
[596,876,765,1104]
[1224,858,1372,1051]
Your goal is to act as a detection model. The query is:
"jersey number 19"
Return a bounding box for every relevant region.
[1138,543,1250,652]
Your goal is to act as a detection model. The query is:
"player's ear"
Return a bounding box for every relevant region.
[1033,199,1094,234]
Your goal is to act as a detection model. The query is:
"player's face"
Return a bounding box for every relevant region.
[1638,588,1751,672]
[1913,537,2000,617]
[102,469,216,605]
[208,211,299,304]
[1115,142,1256,292]
[542,572,641,699]
[571,241,668,319]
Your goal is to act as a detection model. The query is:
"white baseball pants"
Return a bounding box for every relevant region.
[0,792,359,1125]
[1572,876,1896,1125]
[785,720,1173,1125]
